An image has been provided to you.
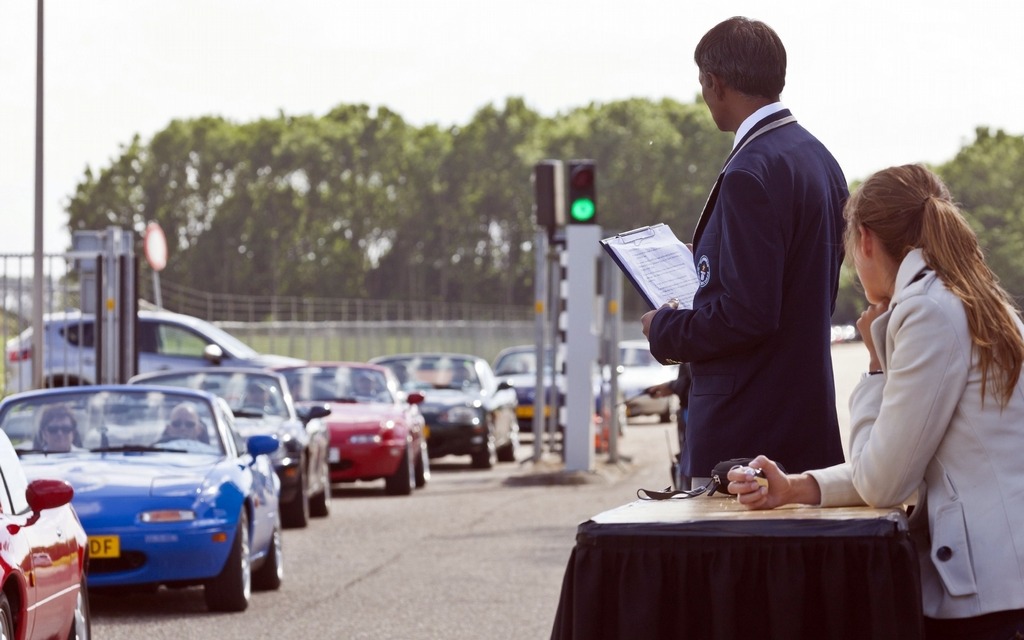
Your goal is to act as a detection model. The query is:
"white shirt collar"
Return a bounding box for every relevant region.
[733,102,786,150]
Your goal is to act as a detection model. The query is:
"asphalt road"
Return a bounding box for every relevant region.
[89,342,868,640]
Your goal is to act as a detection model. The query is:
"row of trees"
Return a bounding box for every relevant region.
[64,97,1024,323]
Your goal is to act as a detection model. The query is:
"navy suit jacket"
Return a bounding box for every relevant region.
[648,109,848,476]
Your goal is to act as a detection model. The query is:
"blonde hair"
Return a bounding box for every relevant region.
[844,164,1024,406]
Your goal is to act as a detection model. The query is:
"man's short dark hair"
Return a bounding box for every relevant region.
[694,16,786,100]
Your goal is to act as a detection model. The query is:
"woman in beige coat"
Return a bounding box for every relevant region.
[728,164,1024,639]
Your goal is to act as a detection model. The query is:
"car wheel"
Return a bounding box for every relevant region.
[204,510,251,612]
[0,593,13,640]
[309,456,331,518]
[67,576,91,640]
[496,426,519,463]
[384,445,414,496]
[414,441,430,488]
[470,437,495,469]
[252,518,284,591]
[281,468,310,529]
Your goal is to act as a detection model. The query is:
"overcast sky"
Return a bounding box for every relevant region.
[2,0,1022,256]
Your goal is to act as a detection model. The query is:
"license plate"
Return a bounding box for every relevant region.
[89,535,120,559]
[423,426,430,439]
[515,406,534,419]
[329,447,341,463]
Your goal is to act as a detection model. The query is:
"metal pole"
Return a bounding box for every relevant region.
[531,229,548,463]
[31,0,44,390]
[603,254,622,463]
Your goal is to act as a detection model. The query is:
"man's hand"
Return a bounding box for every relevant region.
[645,382,673,398]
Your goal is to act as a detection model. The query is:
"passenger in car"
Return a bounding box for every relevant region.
[156,402,209,444]
[34,404,83,452]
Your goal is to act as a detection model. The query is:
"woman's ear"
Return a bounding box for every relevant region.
[858,225,875,258]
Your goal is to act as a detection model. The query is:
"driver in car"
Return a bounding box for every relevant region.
[34,404,83,452]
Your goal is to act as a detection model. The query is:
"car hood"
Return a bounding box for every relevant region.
[416,388,481,412]
[232,415,289,438]
[321,402,401,432]
[20,453,222,499]
[247,353,306,367]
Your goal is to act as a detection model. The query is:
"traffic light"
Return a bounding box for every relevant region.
[534,160,564,229]
[567,160,596,224]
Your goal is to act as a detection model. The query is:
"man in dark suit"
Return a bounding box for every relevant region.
[642,17,848,487]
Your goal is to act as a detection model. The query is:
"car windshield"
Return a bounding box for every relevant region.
[493,348,555,376]
[375,356,480,391]
[133,371,289,418]
[176,318,260,359]
[281,366,394,404]
[0,389,225,456]
[620,345,660,367]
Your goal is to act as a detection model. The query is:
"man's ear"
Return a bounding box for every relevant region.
[703,72,727,100]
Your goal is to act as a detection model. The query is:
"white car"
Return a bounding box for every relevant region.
[616,339,680,423]
[5,309,304,393]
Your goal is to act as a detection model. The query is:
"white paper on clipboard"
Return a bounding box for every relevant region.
[600,223,698,310]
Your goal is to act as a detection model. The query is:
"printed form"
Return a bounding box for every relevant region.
[600,224,699,310]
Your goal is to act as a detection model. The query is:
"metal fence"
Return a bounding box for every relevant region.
[2,253,540,377]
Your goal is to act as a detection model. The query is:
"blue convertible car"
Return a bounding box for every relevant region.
[0,385,283,612]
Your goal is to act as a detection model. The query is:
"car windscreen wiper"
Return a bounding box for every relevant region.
[233,409,265,418]
[89,444,187,454]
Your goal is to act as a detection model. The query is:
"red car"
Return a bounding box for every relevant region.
[276,363,429,496]
[0,430,90,638]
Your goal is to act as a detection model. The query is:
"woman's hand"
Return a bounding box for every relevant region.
[726,455,793,510]
[856,300,889,371]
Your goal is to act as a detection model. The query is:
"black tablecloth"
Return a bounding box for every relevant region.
[551,502,924,640]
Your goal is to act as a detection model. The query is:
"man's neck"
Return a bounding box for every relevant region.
[732,102,786,149]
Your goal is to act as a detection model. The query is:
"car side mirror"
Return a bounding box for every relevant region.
[246,434,279,459]
[298,403,331,422]
[405,391,425,405]
[13,479,74,531]
[203,344,224,365]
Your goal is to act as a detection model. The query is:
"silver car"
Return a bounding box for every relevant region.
[4,309,304,393]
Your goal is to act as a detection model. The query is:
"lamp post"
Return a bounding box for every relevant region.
[32,0,45,389]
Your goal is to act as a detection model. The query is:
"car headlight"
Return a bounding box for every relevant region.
[441,405,482,424]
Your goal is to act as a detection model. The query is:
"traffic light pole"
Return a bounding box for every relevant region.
[563,224,601,472]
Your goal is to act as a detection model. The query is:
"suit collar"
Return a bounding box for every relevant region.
[726,108,794,166]
[733,103,787,150]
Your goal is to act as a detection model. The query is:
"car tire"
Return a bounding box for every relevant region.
[414,441,430,488]
[252,518,284,591]
[67,576,91,640]
[0,593,12,639]
[470,436,495,469]
[281,468,310,529]
[205,511,251,612]
[496,432,517,463]
[384,445,414,496]
[309,457,331,518]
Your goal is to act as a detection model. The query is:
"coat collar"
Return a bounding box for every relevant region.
[889,249,931,308]
[869,249,931,372]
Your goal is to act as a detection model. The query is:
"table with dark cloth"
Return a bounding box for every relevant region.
[551,496,923,640]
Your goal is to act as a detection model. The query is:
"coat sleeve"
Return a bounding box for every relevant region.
[848,297,969,507]
[648,169,786,364]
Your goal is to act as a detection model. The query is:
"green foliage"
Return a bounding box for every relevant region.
[936,127,1024,303]
[64,102,1024,324]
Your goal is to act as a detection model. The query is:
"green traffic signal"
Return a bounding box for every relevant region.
[567,160,597,225]
[570,197,596,222]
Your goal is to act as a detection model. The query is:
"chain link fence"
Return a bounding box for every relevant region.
[2,254,539,391]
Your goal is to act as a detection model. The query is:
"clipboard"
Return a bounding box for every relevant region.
[600,224,698,310]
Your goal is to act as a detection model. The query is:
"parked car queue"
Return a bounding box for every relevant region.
[0,309,544,622]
